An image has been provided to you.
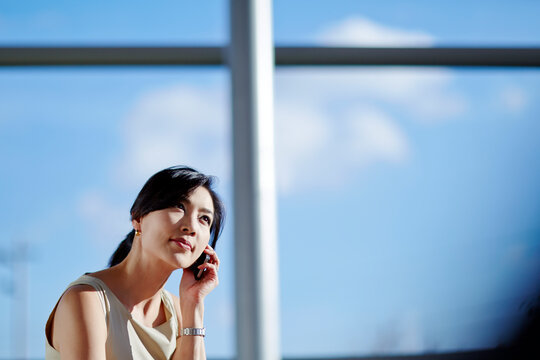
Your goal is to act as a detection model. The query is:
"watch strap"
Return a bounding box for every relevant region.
[181,327,206,337]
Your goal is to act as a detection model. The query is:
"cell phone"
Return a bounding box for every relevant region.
[190,253,210,280]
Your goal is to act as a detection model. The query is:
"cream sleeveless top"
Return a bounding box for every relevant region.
[45,274,179,360]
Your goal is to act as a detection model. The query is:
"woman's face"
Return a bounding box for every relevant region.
[134,186,215,270]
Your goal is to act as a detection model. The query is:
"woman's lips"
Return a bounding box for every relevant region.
[171,238,192,251]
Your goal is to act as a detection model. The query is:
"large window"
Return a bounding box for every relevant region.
[1,0,539,359]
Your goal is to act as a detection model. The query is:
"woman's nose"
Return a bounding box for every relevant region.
[180,214,197,234]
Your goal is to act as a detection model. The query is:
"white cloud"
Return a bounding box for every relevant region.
[112,84,230,188]
[317,16,434,47]
[276,68,465,122]
[274,99,410,194]
[274,66,465,193]
[271,14,465,193]
[347,107,410,165]
[274,100,331,193]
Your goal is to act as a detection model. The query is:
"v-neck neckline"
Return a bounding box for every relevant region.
[83,274,172,329]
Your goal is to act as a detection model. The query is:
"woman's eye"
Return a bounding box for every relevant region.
[201,215,211,225]
[175,204,185,211]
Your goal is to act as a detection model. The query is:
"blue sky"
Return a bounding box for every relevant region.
[1,1,540,359]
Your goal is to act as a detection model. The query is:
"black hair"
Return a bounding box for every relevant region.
[108,166,225,267]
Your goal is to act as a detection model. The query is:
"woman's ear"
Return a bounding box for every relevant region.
[132,218,141,232]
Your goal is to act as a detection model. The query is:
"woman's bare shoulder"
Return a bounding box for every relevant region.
[56,284,103,311]
[51,284,107,356]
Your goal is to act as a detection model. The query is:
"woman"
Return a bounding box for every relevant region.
[45,166,225,359]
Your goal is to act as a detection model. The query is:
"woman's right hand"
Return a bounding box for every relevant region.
[179,245,220,307]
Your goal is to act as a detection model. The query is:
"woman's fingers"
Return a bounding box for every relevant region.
[198,262,217,272]
[198,258,218,273]
[203,246,220,270]
[197,262,219,285]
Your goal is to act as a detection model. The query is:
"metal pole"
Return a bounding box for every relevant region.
[1,46,540,67]
[0,46,224,66]
[229,0,280,360]
[274,46,540,67]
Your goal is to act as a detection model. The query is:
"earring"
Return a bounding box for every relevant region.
[135,230,141,236]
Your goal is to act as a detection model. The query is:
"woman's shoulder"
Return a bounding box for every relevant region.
[56,283,106,322]
[54,284,104,323]
[58,283,103,307]
[49,283,107,354]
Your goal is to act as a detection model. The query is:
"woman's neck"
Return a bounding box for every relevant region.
[97,247,174,313]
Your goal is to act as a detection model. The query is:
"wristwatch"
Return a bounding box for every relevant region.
[181,327,206,337]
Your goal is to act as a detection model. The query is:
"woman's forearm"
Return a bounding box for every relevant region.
[173,301,206,360]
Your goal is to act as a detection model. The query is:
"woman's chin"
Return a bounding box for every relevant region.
[169,254,195,270]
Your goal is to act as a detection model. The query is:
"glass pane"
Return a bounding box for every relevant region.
[0,68,232,359]
[275,67,540,357]
[0,1,227,44]
[274,0,540,46]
